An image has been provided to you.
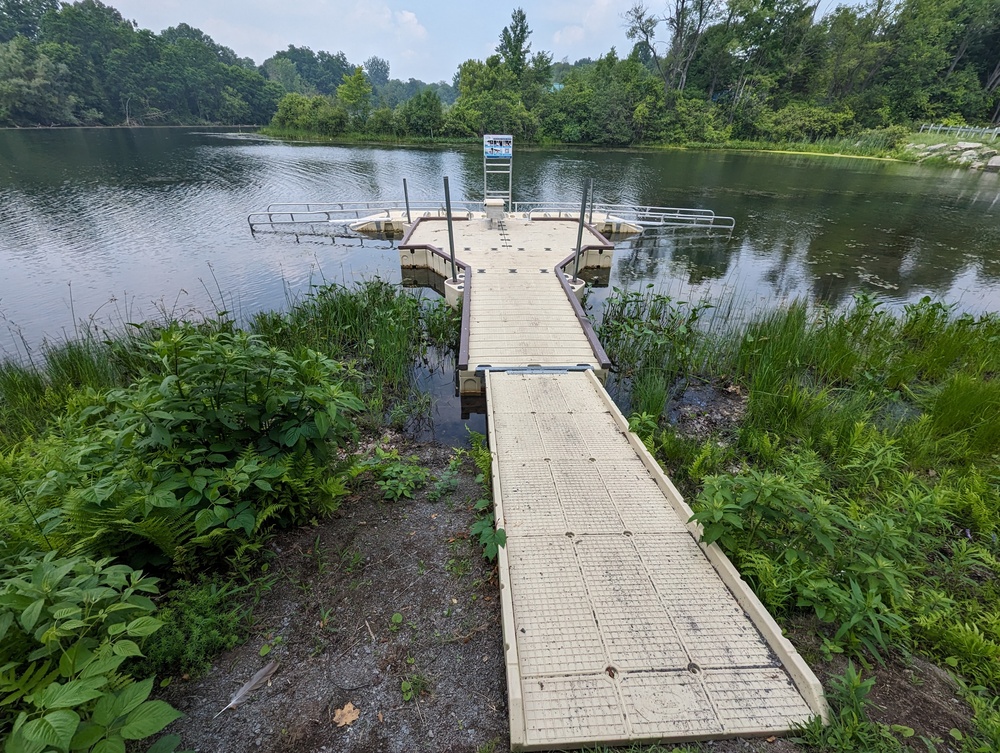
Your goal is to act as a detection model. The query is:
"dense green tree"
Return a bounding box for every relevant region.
[0,34,76,124]
[0,0,57,42]
[364,55,390,88]
[337,66,372,128]
[263,45,352,95]
[160,23,253,68]
[264,56,310,93]
[398,88,443,136]
[271,92,347,135]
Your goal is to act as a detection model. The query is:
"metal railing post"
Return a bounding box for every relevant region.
[443,176,458,282]
[403,178,412,224]
[588,181,595,224]
[573,177,592,282]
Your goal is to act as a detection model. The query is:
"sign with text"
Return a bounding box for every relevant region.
[483,134,513,159]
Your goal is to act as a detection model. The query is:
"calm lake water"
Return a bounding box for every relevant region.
[2,128,999,438]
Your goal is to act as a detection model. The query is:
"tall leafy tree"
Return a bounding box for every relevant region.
[337,65,372,127]
[626,0,721,93]
[0,35,76,124]
[498,7,532,79]
[364,55,390,88]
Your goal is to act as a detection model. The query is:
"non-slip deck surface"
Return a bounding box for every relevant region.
[488,371,819,749]
[404,217,602,370]
[403,213,824,749]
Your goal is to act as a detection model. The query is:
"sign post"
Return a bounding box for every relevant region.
[483,134,513,208]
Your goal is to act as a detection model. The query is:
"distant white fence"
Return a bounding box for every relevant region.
[919,123,1000,141]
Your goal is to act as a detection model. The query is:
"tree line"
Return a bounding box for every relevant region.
[3,0,999,146]
[0,0,454,127]
[270,1,1000,145]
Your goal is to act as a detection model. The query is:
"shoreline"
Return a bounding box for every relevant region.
[9,123,994,171]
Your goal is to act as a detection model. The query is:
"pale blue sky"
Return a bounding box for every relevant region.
[110,0,848,84]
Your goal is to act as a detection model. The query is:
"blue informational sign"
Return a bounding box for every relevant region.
[483,135,513,159]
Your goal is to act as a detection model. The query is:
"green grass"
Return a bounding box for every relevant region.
[594,287,1000,747]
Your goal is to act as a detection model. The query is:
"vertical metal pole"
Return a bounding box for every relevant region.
[403,178,412,224]
[588,179,595,224]
[444,176,458,282]
[573,178,591,282]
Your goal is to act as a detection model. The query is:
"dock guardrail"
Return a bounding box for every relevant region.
[512,201,735,231]
[247,200,481,232]
[248,199,735,233]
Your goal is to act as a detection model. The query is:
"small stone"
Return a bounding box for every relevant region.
[971,162,984,170]
[926,143,949,151]
[985,156,1000,173]
[955,141,982,150]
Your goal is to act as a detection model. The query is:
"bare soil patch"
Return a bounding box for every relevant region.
[159,443,507,753]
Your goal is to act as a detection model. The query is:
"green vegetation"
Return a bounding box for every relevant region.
[600,289,1000,748]
[6,1,996,152]
[0,280,460,751]
[361,447,431,502]
[268,3,999,152]
[0,1,455,128]
[464,431,506,562]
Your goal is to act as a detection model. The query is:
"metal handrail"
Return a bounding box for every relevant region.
[248,198,735,232]
[247,199,478,230]
[515,202,734,230]
[514,201,713,217]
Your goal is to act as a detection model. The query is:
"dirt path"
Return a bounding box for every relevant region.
[160,444,507,753]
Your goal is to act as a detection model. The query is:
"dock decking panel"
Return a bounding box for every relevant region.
[487,371,825,750]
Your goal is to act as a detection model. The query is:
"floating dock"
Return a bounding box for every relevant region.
[395,210,827,750]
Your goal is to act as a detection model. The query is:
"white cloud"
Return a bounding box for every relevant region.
[394,10,427,40]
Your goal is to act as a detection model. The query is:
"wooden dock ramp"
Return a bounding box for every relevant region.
[397,212,828,750]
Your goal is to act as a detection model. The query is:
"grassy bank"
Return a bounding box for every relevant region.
[260,124,917,161]
[0,280,459,753]
[598,287,1000,749]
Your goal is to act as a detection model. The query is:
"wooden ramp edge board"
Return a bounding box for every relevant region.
[485,370,828,751]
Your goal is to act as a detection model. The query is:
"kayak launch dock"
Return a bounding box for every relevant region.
[395,210,828,749]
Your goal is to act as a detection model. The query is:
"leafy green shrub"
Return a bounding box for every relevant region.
[0,325,363,567]
[691,460,913,661]
[269,93,347,136]
[0,551,181,753]
[757,103,854,142]
[470,499,506,561]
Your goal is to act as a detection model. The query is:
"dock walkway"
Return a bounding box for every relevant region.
[399,214,827,750]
